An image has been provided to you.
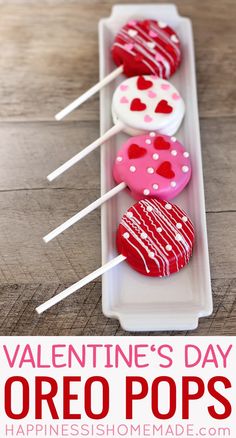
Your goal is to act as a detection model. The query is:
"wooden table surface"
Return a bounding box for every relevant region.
[0,0,235,336]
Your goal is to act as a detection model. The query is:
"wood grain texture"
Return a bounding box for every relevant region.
[0,0,235,121]
[0,279,235,336]
[0,0,235,335]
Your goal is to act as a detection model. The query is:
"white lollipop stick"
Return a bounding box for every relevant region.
[47,122,124,181]
[43,182,126,243]
[36,254,126,314]
[55,66,124,121]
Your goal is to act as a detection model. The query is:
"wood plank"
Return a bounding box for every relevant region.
[0,118,234,287]
[201,117,236,212]
[0,278,235,336]
[0,118,234,210]
[0,122,101,190]
[0,0,235,121]
[0,188,101,284]
[207,212,236,280]
[0,187,234,284]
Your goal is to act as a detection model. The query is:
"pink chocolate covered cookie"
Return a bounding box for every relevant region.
[113,133,191,200]
[117,198,194,277]
[112,19,181,79]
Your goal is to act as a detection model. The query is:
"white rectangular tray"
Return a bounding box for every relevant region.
[99,4,212,331]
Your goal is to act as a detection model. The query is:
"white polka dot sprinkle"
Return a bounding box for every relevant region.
[171,136,176,142]
[127,212,133,219]
[145,139,151,144]
[147,41,155,49]
[150,132,156,137]
[171,149,177,156]
[157,227,162,233]
[171,34,179,43]
[175,233,182,241]
[147,167,154,174]
[116,156,123,162]
[176,222,182,229]
[128,29,138,37]
[130,165,136,172]
[182,216,188,222]
[141,232,147,239]
[166,244,172,251]
[158,21,167,28]
[123,232,130,239]
[143,189,150,196]
[147,205,153,212]
[153,183,159,190]
[165,203,172,210]
[170,181,177,188]
[152,153,159,160]
[183,151,190,158]
[149,251,155,259]
[182,165,189,173]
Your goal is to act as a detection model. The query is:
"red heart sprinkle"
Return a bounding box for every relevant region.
[128,144,147,159]
[155,99,173,114]
[154,136,171,150]
[156,161,175,179]
[130,98,147,111]
[137,76,153,90]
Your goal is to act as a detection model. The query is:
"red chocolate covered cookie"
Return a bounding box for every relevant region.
[117,198,194,277]
[112,19,181,79]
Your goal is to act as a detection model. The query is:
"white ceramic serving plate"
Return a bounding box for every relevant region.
[99,4,212,331]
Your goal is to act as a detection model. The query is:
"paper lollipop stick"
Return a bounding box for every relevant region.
[36,254,126,314]
[43,182,126,243]
[43,133,191,242]
[48,75,185,181]
[55,66,123,121]
[54,19,181,120]
[37,198,194,314]
[47,122,124,182]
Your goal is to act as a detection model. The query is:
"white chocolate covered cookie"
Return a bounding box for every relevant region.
[112,75,185,136]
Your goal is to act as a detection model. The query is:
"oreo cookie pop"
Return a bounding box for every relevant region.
[56,19,181,120]
[112,75,185,136]
[117,198,194,277]
[113,132,191,200]
[37,198,194,314]
[48,76,185,182]
[44,133,191,243]
[112,19,181,79]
